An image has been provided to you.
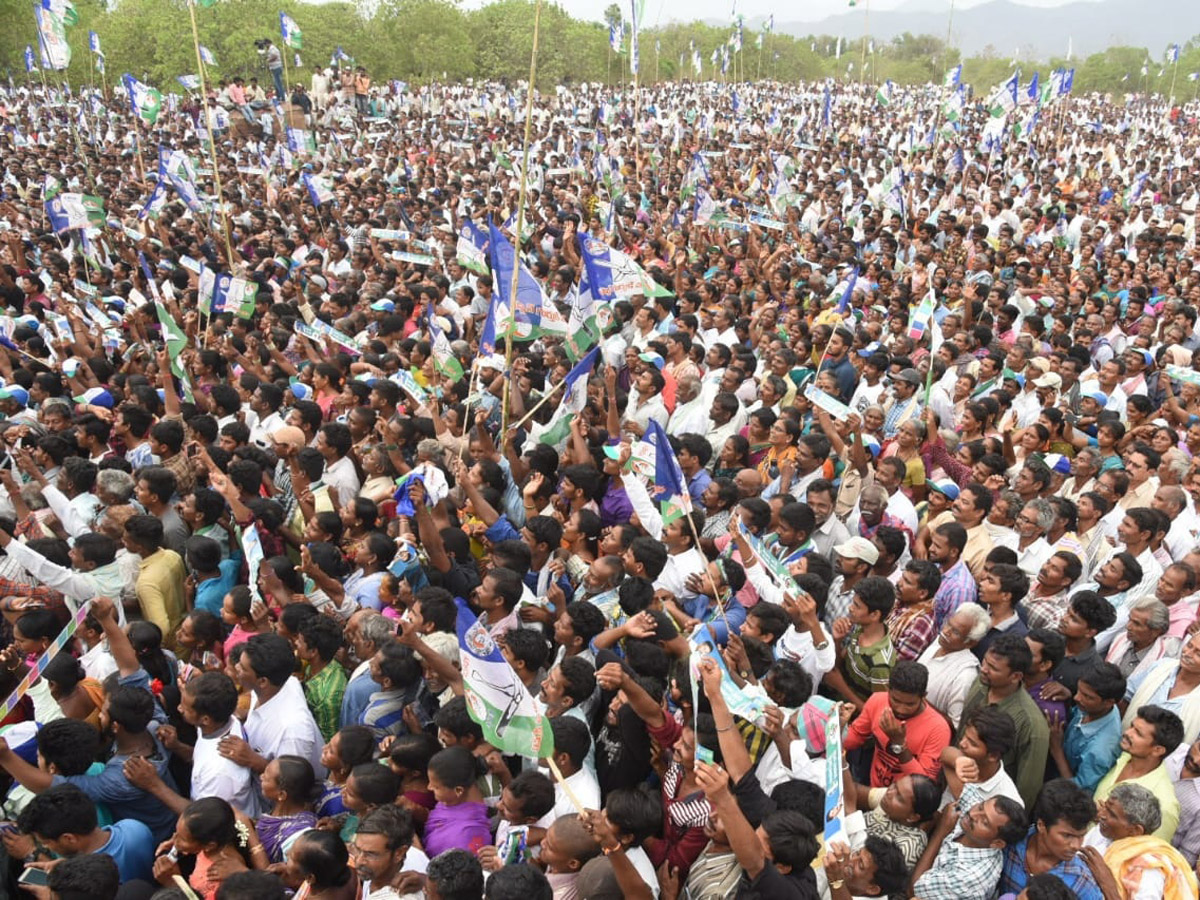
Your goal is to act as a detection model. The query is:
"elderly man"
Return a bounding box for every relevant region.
[883,368,923,438]
[667,375,709,437]
[1105,601,1177,680]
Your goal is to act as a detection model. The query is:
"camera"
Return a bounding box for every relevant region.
[254,38,270,51]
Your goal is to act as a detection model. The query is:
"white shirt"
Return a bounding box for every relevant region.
[194,719,261,816]
[886,489,919,535]
[1016,537,1052,581]
[245,677,327,777]
[940,763,1023,810]
[323,455,361,507]
[916,644,980,730]
[552,767,601,819]
[624,846,660,898]
[666,395,710,438]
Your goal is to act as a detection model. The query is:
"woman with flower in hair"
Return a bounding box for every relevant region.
[153,796,268,899]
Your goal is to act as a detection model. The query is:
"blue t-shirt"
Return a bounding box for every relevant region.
[194,557,242,616]
[94,819,155,884]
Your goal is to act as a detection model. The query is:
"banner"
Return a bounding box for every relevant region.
[824,707,847,843]
[0,602,90,722]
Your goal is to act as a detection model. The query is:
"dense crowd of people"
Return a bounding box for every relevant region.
[0,66,1197,900]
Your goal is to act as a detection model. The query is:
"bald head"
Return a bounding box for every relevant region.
[734,468,763,498]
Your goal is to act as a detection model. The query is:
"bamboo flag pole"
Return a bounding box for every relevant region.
[187,0,235,270]
[498,0,543,438]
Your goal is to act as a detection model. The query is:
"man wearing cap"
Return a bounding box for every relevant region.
[0,385,35,428]
[825,536,880,628]
[883,369,923,439]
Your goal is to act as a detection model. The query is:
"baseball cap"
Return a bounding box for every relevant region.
[601,443,624,461]
[288,382,312,401]
[1002,368,1025,388]
[370,299,395,312]
[0,386,29,408]
[929,479,960,501]
[856,341,883,358]
[638,352,665,370]
[892,368,921,386]
[1033,373,1062,389]
[1085,390,1109,405]
[834,537,880,566]
[269,425,306,449]
[860,436,882,458]
[308,274,329,291]
[74,387,114,409]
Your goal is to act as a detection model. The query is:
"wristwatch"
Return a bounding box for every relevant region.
[887,741,905,756]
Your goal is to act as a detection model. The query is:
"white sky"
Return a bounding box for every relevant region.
[459,0,1105,27]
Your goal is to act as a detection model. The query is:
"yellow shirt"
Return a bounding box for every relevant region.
[136,549,187,648]
[1094,753,1180,841]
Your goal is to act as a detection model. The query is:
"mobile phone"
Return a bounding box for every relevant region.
[201,651,220,669]
[0,821,18,835]
[695,746,715,766]
[18,868,49,887]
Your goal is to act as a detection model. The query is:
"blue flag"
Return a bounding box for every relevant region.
[88,30,100,54]
[642,420,693,525]
[486,222,544,339]
[836,267,859,314]
[24,46,36,73]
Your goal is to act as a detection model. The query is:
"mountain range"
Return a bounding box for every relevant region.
[728,0,1191,60]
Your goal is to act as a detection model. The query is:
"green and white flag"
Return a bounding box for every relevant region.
[123,74,162,124]
[429,312,463,382]
[529,348,599,449]
[45,193,105,232]
[988,73,1019,118]
[457,606,554,759]
[155,296,194,403]
[34,7,71,70]
[41,0,79,26]
[875,80,893,108]
[279,12,302,49]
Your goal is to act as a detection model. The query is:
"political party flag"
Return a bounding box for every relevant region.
[875,80,893,108]
[822,84,832,129]
[835,267,859,314]
[45,193,105,233]
[1060,69,1074,95]
[178,75,201,91]
[41,0,78,26]
[944,64,961,87]
[24,46,36,73]
[302,172,334,207]
[486,222,545,340]
[642,420,692,525]
[137,180,168,220]
[1169,44,1180,64]
[765,13,773,31]
[908,288,937,342]
[988,73,1019,117]
[199,45,216,67]
[1189,73,1200,82]
[123,74,162,124]
[428,307,463,382]
[456,220,489,276]
[1023,72,1039,106]
[96,54,104,74]
[155,291,194,402]
[279,12,302,49]
[42,174,61,201]
[456,600,553,759]
[35,7,71,70]
[755,32,763,49]
[629,0,641,75]
[946,148,964,177]
[609,23,621,53]
[88,30,100,53]
[694,185,717,226]
[529,348,599,449]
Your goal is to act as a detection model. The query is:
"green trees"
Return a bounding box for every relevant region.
[1,0,1196,101]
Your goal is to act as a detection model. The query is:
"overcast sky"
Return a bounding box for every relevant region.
[456,0,1105,27]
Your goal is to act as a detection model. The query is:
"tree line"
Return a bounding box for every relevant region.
[3,0,1198,102]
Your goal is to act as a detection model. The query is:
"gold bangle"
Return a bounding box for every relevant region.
[829,880,845,890]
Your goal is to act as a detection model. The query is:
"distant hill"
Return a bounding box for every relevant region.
[730,0,1187,60]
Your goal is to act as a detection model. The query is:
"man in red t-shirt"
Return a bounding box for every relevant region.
[842,658,951,788]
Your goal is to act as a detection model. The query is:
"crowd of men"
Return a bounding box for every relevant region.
[0,65,1197,900]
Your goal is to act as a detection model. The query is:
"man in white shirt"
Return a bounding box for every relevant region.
[227,633,327,778]
[545,717,601,819]
[317,422,361,506]
[176,671,260,816]
[622,368,669,437]
[667,377,710,437]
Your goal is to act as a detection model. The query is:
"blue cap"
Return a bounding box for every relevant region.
[0,386,29,407]
[289,382,312,401]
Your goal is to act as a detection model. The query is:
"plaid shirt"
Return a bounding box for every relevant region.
[303,661,347,742]
[932,560,978,630]
[998,828,1104,900]
[912,784,1003,900]
[886,602,938,661]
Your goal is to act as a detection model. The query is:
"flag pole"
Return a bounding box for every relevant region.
[931,0,956,152]
[187,0,235,272]
[1169,51,1180,106]
[499,0,543,438]
[506,376,568,433]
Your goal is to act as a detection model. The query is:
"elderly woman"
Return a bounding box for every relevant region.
[1080,783,1199,900]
